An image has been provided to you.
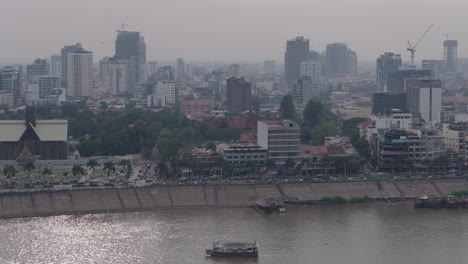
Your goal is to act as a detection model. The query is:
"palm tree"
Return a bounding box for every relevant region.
[156,161,169,179]
[42,167,52,176]
[103,161,116,177]
[72,164,85,177]
[118,159,131,171]
[23,162,35,178]
[3,165,17,185]
[86,158,100,176]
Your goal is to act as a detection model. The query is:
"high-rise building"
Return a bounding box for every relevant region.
[147,61,158,77]
[422,60,445,78]
[26,59,49,83]
[290,76,319,104]
[176,58,185,83]
[257,120,301,164]
[346,50,357,76]
[148,80,177,107]
[115,31,146,85]
[228,64,240,77]
[226,76,251,113]
[406,78,442,123]
[308,51,320,62]
[284,36,309,84]
[376,53,402,91]
[264,60,276,74]
[444,40,458,74]
[108,57,132,95]
[50,55,62,81]
[300,61,321,80]
[372,92,407,114]
[61,44,82,88]
[386,69,431,93]
[326,43,347,77]
[67,45,93,97]
[0,66,23,105]
[38,76,60,96]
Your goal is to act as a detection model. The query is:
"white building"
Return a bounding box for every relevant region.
[405,78,442,123]
[218,144,268,165]
[257,120,301,164]
[300,61,321,80]
[148,80,177,107]
[228,64,240,78]
[67,45,93,97]
[108,58,131,95]
[372,111,413,132]
[50,55,62,81]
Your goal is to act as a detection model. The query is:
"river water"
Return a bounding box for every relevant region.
[1,204,467,264]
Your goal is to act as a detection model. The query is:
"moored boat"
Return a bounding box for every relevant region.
[255,199,286,213]
[415,196,429,208]
[206,241,258,257]
[445,195,458,208]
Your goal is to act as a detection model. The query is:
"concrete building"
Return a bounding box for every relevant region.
[257,120,301,164]
[346,50,357,76]
[284,36,309,84]
[422,60,445,78]
[300,61,321,80]
[148,80,177,107]
[376,52,402,91]
[0,106,68,160]
[38,76,60,96]
[442,123,468,154]
[326,43,348,77]
[27,59,49,83]
[226,76,251,113]
[0,66,23,105]
[405,78,442,123]
[50,55,62,80]
[444,40,458,74]
[228,64,240,78]
[386,69,431,93]
[372,92,407,114]
[218,144,267,166]
[147,61,158,77]
[176,58,185,83]
[115,31,146,83]
[0,90,13,106]
[371,110,413,134]
[290,76,319,105]
[180,99,213,115]
[67,45,93,97]
[108,57,132,95]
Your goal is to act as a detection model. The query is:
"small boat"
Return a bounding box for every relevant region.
[255,199,285,213]
[445,195,458,208]
[415,196,429,208]
[206,241,259,257]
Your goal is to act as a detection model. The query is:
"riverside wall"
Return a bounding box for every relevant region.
[1,179,468,218]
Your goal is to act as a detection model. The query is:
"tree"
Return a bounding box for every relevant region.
[42,167,52,176]
[284,158,296,176]
[87,158,100,171]
[303,100,323,126]
[266,159,276,171]
[118,159,131,170]
[279,94,296,120]
[309,121,338,145]
[156,162,169,179]
[2,165,17,179]
[103,161,116,177]
[23,162,35,177]
[72,164,85,177]
[205,142,217,152]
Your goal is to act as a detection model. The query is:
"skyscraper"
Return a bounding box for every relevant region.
[115,31,147,86]
[444,40,458,74]
[67,44,93,97]
[284,36,309,84]
[422,60,445,78]
[176,58,185,83]
[26,59,49,83]
[406,78,442,123]
[346,50,357,76]
[0,66,22,105]
[228,64,240,78]
[326,43,347,77]
[386,69,431,93]
[50,55,62,81]
[226,76,251,113]
[376,53,402,91]
[108,57,132,95]
[61,44,82,88]
[290,77,319,104]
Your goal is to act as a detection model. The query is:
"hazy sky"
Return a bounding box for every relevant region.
[1,0,467,64]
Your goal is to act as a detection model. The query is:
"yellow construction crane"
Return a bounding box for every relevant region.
[407,24,434,65]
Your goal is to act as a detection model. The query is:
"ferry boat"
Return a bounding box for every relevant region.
[206,241,258,257]
[255,199,285,213]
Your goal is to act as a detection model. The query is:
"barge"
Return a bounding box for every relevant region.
[206,241,258,257]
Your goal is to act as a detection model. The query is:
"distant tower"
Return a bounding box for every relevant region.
[228,64,240,78]
[50,55,62,81]
[67,44,93,97]
[115,31,146,85]
[376,53,402,91]
[326,43,347,77]
[26,58,49,83]
[226,76,251,113]
[346,50,357,76]
[0,66,22,105]
[284,36,309,84]
[444,40,458,74]
[61,44,82,88]
[176,58,185,83]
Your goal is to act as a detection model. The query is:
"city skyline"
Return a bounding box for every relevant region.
[0,0,467,64]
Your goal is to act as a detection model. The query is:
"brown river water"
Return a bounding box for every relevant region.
[0,204,467,264]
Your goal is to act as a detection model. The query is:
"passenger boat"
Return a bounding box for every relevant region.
[415,196,429,208]
[445,195,458,208]
[255,199,285,213]
[206,241,258,257]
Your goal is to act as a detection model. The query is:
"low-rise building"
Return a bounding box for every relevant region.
[217,144,267,165]
[180,99,213,115]
[257,120,301,164]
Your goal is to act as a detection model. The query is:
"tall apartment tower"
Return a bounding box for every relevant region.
[176,58,185,83]
[115,31,147,85]
[422,60,444,78]
[406,78,442,123]
[26,59,49,83]
[67,45,93,97]
[376,53,402,91]
[257,120,301,164]
[50,55,62,80]
[346,50,357,76]
[226,76,251,113]
[284,36,309,84]
[326,43,348,77]
[228,64,240,77]
[61,44,82,88]
[0,66,22,105]
[147,61,158,77]
[108,57,132,95]
[444,40,458,74]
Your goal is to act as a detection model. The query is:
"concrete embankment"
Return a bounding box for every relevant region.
[0,179,467,218]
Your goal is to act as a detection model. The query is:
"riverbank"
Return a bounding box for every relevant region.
[0,178,466,218]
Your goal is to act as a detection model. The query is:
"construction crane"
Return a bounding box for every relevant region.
[407,24,434,66]
[118,14,130,32]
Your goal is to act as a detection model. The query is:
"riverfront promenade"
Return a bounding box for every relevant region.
[0,178,467,218]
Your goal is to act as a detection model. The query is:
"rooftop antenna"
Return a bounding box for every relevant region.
[406,24,434,66]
